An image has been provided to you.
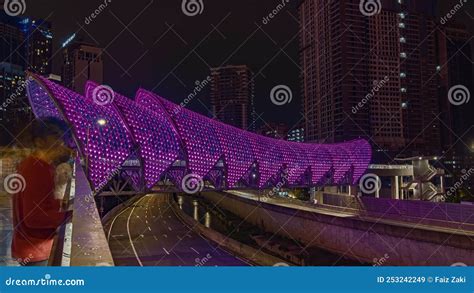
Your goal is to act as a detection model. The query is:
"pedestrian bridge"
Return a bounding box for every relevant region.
[26,73,371,194]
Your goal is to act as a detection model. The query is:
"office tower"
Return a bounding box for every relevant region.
[0,12,52,144]
[437,23,474,191]
[62,37,103,95]
[210,65,255,130]
[298,0,441,159]
[20,18,53,75]
[257,122,289,139]
[287,126,305,142]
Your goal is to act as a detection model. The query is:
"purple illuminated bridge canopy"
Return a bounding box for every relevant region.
[26,74,372,192]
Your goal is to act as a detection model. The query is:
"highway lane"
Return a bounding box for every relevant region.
[104,194,249,266]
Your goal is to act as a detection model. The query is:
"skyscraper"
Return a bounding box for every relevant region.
[0,12,52,144]
[287,125,305,143]
[21,18,53,75]
[437,23,474,192]
[298,0,441,160]
[257,122,289,140]
[62,38,104,95]
[0,14,53,74]
[210,65,255,130]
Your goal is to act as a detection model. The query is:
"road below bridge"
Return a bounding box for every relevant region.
[103,194,249,266]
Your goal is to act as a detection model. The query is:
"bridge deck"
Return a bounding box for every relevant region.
[227,191,474,236]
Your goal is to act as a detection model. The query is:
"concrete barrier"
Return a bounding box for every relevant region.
[323,193,474,229]
[169,196,291,266]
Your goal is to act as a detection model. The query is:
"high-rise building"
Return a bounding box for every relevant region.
[20,18,53,75]
[62,38,103,95]
[0,13,53,74]
[0,12,53,144]
[0,62,30,127]
[210,65,255,130]
[287,126,305,143]
[0,14,25,68]
[437,23,474,192]
[257,122,289,140]
[298,0,441,160]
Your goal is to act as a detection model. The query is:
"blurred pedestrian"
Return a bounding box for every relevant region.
[12,117,74,266]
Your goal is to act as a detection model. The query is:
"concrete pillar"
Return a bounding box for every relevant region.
[440,175,445,193]
[204,212,211,228]
[178,196,183,209]
[193,200,199,221]
[310,187,316,202]
[399,176,404,200]
[392,176,399,200]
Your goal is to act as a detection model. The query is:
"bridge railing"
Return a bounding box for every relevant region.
[322,193,474,228]
[49,162,114,266]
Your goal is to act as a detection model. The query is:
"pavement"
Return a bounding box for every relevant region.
[104,194,250,266]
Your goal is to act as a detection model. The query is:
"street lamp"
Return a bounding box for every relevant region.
[85,118,108,169]
[96,118,107,126]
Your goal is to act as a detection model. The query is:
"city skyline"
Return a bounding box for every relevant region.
[0,0,474,277]
[6,1,470,133]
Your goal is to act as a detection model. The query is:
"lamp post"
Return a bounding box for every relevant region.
[85,118,108,169]
[85,118,108,216]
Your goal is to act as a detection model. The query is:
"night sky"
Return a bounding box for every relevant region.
[25,0,473,130]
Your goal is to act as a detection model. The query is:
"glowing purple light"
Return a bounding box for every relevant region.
[27,74,372,191]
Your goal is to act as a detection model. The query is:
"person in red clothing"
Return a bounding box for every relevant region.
[12,117,74,266]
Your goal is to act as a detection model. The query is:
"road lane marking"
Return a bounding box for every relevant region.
[153,236,158,241]
[163,248,170,255]
[148,227,151,231]
[107,198,144,242]
[168,226,172,231]
[163,234,168,238]
[126,195,149,267]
